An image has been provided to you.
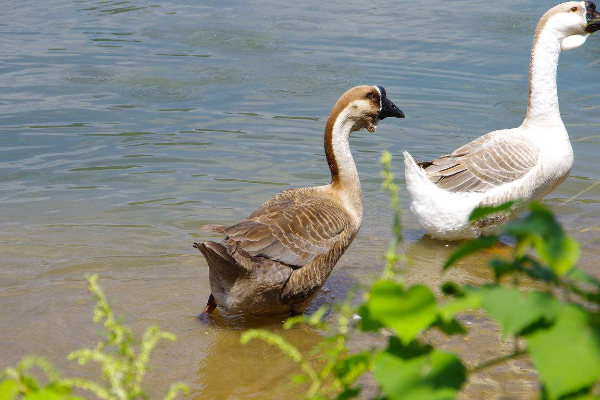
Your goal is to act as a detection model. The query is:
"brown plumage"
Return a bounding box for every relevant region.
[194,85,404,316]
[196,188,355,315]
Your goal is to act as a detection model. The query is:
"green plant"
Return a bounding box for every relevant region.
[241,295,364,400]
[0,275,188,400]
[443,202,600,400]
[242,151,600,400]
[0,357,83,400]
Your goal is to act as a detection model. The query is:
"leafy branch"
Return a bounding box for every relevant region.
[0,275,189,400]
[240,152,600,400]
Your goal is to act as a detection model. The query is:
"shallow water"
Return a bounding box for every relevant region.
[1,0,600,398]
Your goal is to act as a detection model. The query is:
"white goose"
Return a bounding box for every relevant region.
[404,1,600,240]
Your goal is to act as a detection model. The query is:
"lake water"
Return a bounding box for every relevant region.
[1,0,600,398]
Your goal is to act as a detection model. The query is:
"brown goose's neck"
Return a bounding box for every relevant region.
[324,110,341,186]
[323,106,362,222]
[325,107,359,184]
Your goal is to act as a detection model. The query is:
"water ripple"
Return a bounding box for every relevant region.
[60,67,115,84]
[144,27,282,53]
[112,76,205,102]
[266,16,322,32]
[259,62,356,97]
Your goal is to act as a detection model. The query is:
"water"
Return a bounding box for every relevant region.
[1,0,600,398]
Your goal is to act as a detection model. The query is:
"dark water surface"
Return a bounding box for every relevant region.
[1,0,600,398]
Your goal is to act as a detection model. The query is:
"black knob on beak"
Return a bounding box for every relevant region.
[379,97,405,119]
[376,86,405,120]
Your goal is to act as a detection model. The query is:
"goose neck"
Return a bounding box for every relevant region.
[324,109,362,212]
[524,21,563,127]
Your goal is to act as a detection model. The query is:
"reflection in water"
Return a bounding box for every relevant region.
[196,322,323,399]
[404,235,508,288]
[1,0,600,398]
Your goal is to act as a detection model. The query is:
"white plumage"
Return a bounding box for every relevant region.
[405,1,598,239]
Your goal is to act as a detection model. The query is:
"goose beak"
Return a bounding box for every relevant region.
[378,96,405,120]
[585,1,600,33]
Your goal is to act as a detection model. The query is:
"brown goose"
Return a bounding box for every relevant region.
[194,85,404,316]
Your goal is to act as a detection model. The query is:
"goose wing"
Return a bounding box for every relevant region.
[420,134,539,193]
[218,190,351,268]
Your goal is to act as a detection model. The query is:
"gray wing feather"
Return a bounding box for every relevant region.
[422,135,539,193]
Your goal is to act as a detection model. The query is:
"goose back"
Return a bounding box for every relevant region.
[206,187,354,267]
[420,131,539,193]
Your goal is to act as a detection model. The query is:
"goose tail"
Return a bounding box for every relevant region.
[403,151,478,239]
[403,151,437,204]
[194,241,250,309]
[194,241,235,265]
[194,241,250,286]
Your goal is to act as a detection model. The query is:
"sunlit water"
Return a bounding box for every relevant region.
[1,0,600,398]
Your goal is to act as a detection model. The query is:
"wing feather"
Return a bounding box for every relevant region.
[422,134,538,193]
[219,189,350,268]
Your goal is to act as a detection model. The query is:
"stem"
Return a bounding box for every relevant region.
[380,151,404,280]
[469,349,527,373]
[562,180,600,205]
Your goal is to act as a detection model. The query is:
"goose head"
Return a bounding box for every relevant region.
[329,85,404,134]
[539,1,600,50]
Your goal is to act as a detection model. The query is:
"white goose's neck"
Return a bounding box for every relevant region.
[324,108,362,221]
[523,22,564,128]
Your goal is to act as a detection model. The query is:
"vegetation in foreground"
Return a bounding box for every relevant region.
[0,275,188,400]
[2,151,599,400]
[242,151,600,400]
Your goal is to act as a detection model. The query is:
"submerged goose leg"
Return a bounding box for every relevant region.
[194,242,218,317]
[202,293,217,316]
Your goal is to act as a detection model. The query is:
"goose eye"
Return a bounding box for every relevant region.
[571,6,578,12]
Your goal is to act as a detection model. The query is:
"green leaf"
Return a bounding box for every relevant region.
[23,389,83,400]
[334,352,371,386]
[527,305,600,400]
[361,282,437,344]
[335,387,361,400]
[505,204,579,276]
[374,338,466,400]
[432,317,466,335]
[488,259,517,281]
[519,258,558,283]
[538,236,580,276]
[566,268,600,303]
[358,303,383,332]
[468,201,516,223]
[440,282,464,296]
[443,236,498,270]
[568,268,600,288]
[479,286,559,337]
[19,375,40,392]
[438,293,481,323]
[504,203,556,238]
[0,380,19,400]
